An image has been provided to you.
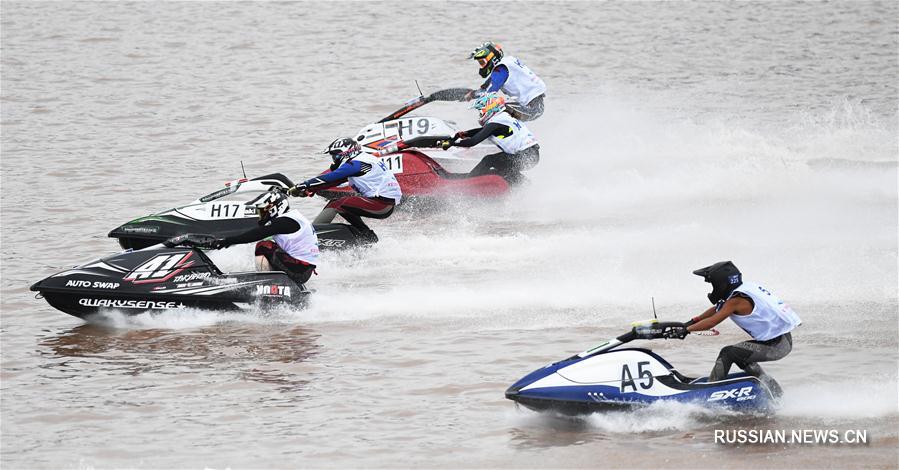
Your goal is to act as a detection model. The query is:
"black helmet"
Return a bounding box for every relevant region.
[693,261,743,305]
[324,137,361,168]
[247,189,289,226]
[469,42,504,78]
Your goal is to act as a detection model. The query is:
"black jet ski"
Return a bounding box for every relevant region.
[108,173,365,251]
[506,320,776,415]
[30,234,309,320]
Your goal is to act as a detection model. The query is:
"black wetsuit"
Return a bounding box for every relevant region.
[453,124,540,185]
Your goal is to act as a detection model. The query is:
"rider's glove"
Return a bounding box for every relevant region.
[662,323,689,340]
[437,140,453,150]
[288,183,312,197]
[453,131,467,142]
[463,89,485,101]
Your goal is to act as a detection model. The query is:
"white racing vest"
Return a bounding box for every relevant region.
[497,56,547,106]
[347,153,402,203]
[273,209,320,265]
[726,281,802,341]
[486,111,538,154]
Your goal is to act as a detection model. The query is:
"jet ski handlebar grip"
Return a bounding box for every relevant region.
[616,330,637,343]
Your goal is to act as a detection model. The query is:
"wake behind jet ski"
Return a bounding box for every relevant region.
[505,320,777,415]
[109,173,367,251]
[30,234,309,320]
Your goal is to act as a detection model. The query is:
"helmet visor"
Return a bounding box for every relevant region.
[476,51,494,69]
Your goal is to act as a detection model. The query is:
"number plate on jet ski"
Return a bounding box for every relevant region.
[381,154,403,174]
[208,203,247,219]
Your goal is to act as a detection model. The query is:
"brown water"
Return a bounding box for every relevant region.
[2,1,898,468]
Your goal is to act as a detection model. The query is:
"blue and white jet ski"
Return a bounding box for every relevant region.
[505,320,775,414]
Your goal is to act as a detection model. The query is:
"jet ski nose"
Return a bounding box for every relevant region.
[504,385,523,399]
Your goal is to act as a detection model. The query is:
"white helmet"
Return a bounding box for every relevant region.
[324,137,362,168]
[247,189,289,225]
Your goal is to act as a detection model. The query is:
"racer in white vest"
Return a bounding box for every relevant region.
[662,261,801,397]
[213,189,319,285]
[437,93,539,185]
[288,137,401,244]
[465,42,546,121]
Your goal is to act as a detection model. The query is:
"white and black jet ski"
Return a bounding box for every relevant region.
[108,174,366,251]
[31,234,308,320]
[505,320,776,414]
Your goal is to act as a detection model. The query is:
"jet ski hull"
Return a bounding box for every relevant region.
[108,173,368,251]
[506,348,774,414]
[30,245,309,320]
[316,150,510,202]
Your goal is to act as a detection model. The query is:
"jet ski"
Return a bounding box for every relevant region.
[31,234,309,320]
[108,173,366,251]
[315,136,510,202]
[314,89,511,202]
[505,320,776,415]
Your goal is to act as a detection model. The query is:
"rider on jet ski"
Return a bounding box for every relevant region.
[464,42,547,122]
[288,137,402,244]
[665,261,802,397]
[212,189,319,285]
[438,93,539,185]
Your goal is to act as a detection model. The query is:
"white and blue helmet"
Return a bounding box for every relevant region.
[247,189,289,225]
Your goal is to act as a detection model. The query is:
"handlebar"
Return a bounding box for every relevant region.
[631,321,687,340]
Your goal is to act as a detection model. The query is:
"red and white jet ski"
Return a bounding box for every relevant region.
[314,89,511,203]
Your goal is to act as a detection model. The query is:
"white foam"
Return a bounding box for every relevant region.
[778,379,899,419]
[509,401,741,434]
[89,96,897,330]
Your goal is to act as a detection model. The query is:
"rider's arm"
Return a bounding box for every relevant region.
[485,65,509,93]
[300,160,368,191]
[453,122,508,148]
[687,296,753,332]
[221,217,302,246]
[690,305,718,324]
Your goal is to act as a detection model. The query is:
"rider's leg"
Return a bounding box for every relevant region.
[313,207,339,224]
[269,251,315,285]
[325,196,396,242]
[708,333,792,396]
[506,95,545,121]
[255,256,271,271]
[468,152,512,178]
[254,241,277,271]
